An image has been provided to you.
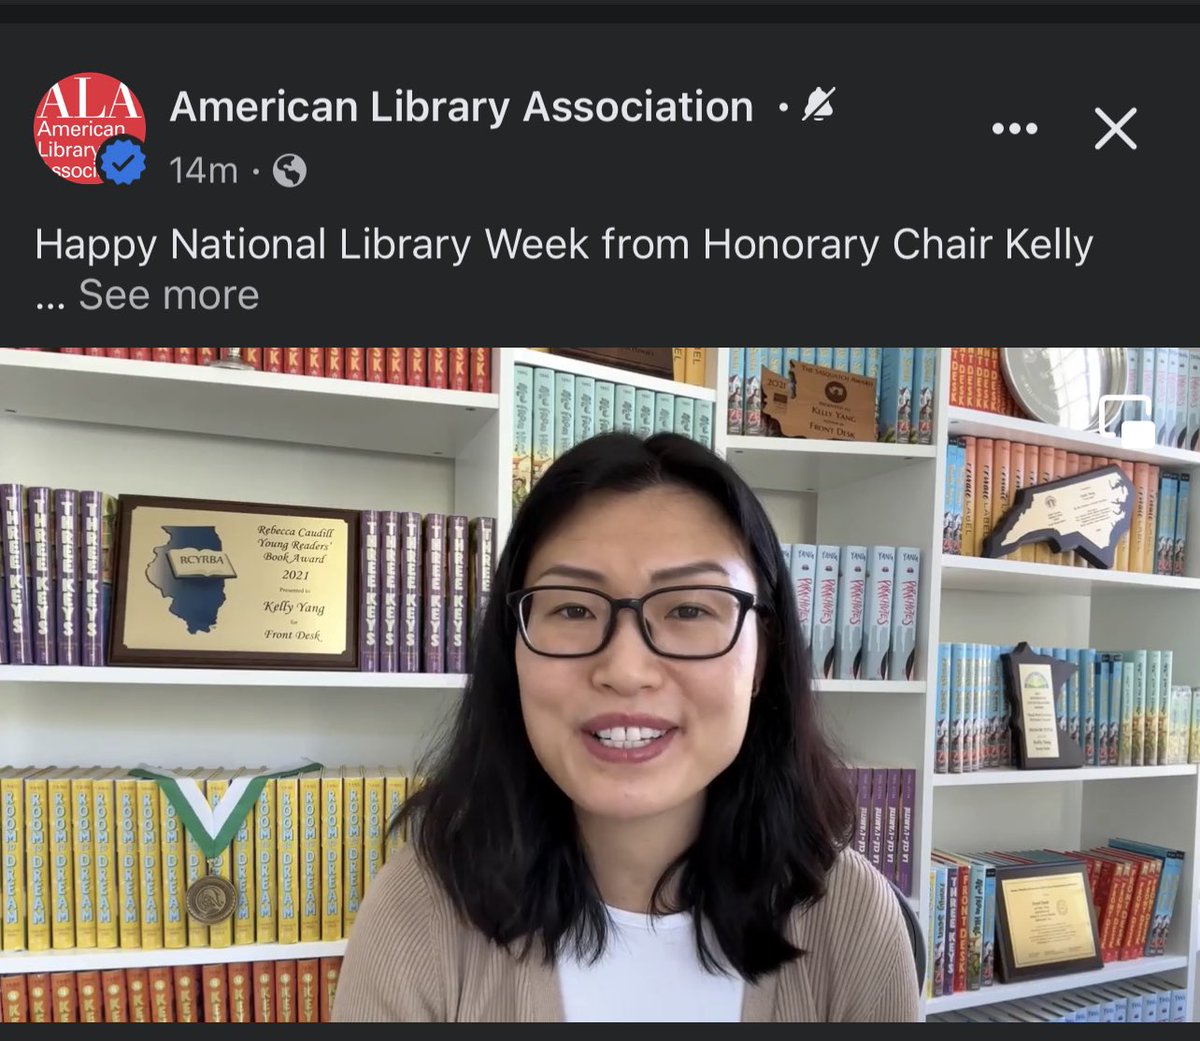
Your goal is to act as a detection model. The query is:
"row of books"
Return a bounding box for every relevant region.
[511,363,715,508]
[1116,348,1200,451]
[934,644,1199,773]
[784,544,921,682]
[0,767,416,952]
[845,766,915,897]
[930,975,1188,1023]
[0,483,496,674]
[927,839,1185,999]
[947,348,1026,418]
[0,957,343,1023]
[14,347,494,392]
[730,347,939,444]
[943,437,1191,576]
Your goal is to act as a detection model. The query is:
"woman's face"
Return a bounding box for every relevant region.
[515,484,761,824]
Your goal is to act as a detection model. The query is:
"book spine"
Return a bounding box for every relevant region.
[359,510,380,672]
[27,488,56,664]
[364,773,385,894]
[125,967,150,1021]
[283,347,304,374]
[469,347,491,392]
[913,347,937,444]
[790,544,816,656]
[868,768,887,873]
[615,382,637,435]
[812,546,840,679]
[695,399,713,447]
[961,437,977,558]
[673,395,695,441]
[342,347,364,381]
[384,347,405,384]
[264,348,285,372]
[399,512,422,673]
[833,546,866,680]
[275,776,300,945]
[426,347,448,388]
[202,963,227,1022]
[853,769,871,855]
[555,371,577,455]
[861,546,894,682]
[469,517,495,646]
[574,375,596,444]
[304,347,325,377]
[100,968,127,1021]
[744,348,766,435]
[46,776,73,950]
[726,348,744,435]
[160,788,185,949]
[446,516,469,673]
[299,774,321,942]
[634,387,655,439]
[512,365,534,510]
[423,513,446,672]
[227,963,251,1022]
[950,644,967,773]
[1,484,32,664]
[532,367,556,481]
[253,961,275,1022]
[975,439,994,557]
[1,775,25,951]
[53,489,80,665]
[80,491,103,665]
[232,802,255,947]
[205,776,232,948]
[379,512,400,673]
[890,548,920,681]
[595,380,615,434]
[364,347,385,383]
[172,966,199,1022]
[274,961,297,1023]
[25,775,51,951]
[320,957,342,1022]
[297,959,320,1022]
[897,769,915,896]
[1173,473,1190,578]
[1157,650,1173,766]
[384,773,406,861]
[405,348,425,386]
[343,770,363,934]
[68,777,96,952]
[1189,350,1200,451]
[882,768,901,883]
[321,772,343,941]
[654,391,675,435]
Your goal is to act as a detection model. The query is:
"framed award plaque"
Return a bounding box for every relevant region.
[109,494,360,669]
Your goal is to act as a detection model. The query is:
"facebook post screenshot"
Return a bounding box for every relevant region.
[1,1,1198,1028]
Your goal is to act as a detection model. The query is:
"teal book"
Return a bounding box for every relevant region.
[615,383,636,435]
[574,375,596,445]
[673,395,694,440]
[635,388,655,439]
[654,391,675,436]
[595,380,615,434]
[553,370,576,460]
[694,400,713,447]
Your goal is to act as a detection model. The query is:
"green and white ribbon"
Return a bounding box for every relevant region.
[130,761,323,861]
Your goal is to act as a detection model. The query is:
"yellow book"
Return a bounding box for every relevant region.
[48,772,75,949]
[91,768,119,949]
[206,771,233,948]
[363,768,386,896]
[184,768,211,948]
[159,774,187,950]
[320,768,343,941]
[232,769,256,947]
[25,767,54,951]
[672,348,686,382]
[69,768,97,949]
[254,778,277,945]
[342,767,364,935]
[298,772,321,942]
[685,348,708,387]
[135,778,163,950]
[384,772,407,861]
[275,775,300,945]
[114,771,141,949]
[1,766,32,951]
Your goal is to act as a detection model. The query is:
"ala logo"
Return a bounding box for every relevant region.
[34,72,147,186]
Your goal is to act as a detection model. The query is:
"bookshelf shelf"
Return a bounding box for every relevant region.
[932,765,1199,787]
[0,666,468,689]
[924,955,1191,1014]
[0,941,348,975]
[0,349,498,457]
[508,348,716,402]
[814,680,926,695]
[940,555,1200,596]
[723,435,936,493]
[947,406,1200,471]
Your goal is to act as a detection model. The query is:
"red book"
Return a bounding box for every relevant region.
[427,348,449,388]
[366,347,386,383]
[305,347,325,376]
[174,348,195,364]
[253,961,275,1023]
[76,971,102,1022]
[285,348,305,374]
[241,347,263,369]
[125,968,150,1023]
[3,974,29,1022]
[172,966,201,1023]
[264,348,285,372]
[227,963,252,1023]
[26,973,50,1022]
[50,972,77,1022]
[385,347,406,384]
[345,347,366,380]
[470,347,491,392]
[61,348,85,354]
[274,961,297,1024]
[297,959,320,1023]
[101,968,128,1023]
[147,968,173,1023]
[130,348,152,361]
[85,348,107,357]
[449,347,469,390]
[326,348,345,379]
[319,957,342,1022]
[407,348,426,386]
[152,347,173,363]
[105,349,130,359]
[196,348,218,366]
[203,964,228,1023]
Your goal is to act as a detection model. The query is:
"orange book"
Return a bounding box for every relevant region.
[174,348,195,364]
[203,963,228,1023]
[228,962,252,1023]
[1034,446,1056,564]
[77,971,102,1022]
[961,436,977,557]
[319,957,342,1022]
[275,961,297,1024]
[326,348,345,378]
[1050,448,1068,564]
[243,347,263,369]
[147,967,173,1023]
[297,958,320,1023]
[304,347,324,376]
[427,348,448,388]
[407,348,426,386]
[1144,466,1160,576]
[1063,453,1081,565]
[1132,462,1151,574]
[385,347,405,385]
[253,961,275,1023]
[345,347,366,381]
[152,347,173,363]
[284,347,305,374]
[975,438,994,557]
[50,971,77,1022]
[126,968,150,1022]
[3,974,29,1022]
[366,347,386,383]
[264,347,285,372]
[994,440,1012,543]
[449,348,469,391]
[26,973,50,1022]
[1116,460,1136,571]
[173,966,200,1023]
[101,968,128,1022]
[469,347,491,392]
[195,347,218,366]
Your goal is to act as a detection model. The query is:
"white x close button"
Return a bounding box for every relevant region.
[1095,106,1137,150]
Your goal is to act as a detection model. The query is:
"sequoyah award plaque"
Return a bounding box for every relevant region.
[110,495,359,668]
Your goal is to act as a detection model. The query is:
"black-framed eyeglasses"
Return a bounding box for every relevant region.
[506,584,763,660]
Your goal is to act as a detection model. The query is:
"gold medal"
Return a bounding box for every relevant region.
[186,873,236,925]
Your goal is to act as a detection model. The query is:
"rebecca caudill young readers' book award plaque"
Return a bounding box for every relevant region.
[109,495,359,669]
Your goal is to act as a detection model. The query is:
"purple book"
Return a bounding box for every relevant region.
[359,510,380,672]
[423,514,446,673]
[445,516,468,674]
[80,491,105,666]
[1,483,33,665]
[28,487,57,665]
[853,768,872,857]
[868,768,888,873]
[379,511,399,673]
[896,769,916,897]
[881,768,901,884]
[0,536,8,663]
[398,512,422,673]
[54,490,81,666]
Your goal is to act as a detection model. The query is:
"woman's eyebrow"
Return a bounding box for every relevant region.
[532,561,731,584]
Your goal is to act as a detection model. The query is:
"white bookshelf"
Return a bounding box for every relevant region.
[0,941,347,975]
[1,347,1197,1021]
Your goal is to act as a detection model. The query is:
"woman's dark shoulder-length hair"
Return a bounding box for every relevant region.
[395,431,854,981]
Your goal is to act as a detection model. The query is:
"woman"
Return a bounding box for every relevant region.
[334,432,920,1022]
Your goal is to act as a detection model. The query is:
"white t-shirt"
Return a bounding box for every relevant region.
[557,906,745,1022]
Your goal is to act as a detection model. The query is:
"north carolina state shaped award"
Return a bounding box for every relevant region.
[1001,643,1084,769]
[983,463,1135,569]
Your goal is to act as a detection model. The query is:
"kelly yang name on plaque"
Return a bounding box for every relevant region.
[110,495,359,668]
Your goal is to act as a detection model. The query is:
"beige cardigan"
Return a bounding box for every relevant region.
[332,844,921,1022]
